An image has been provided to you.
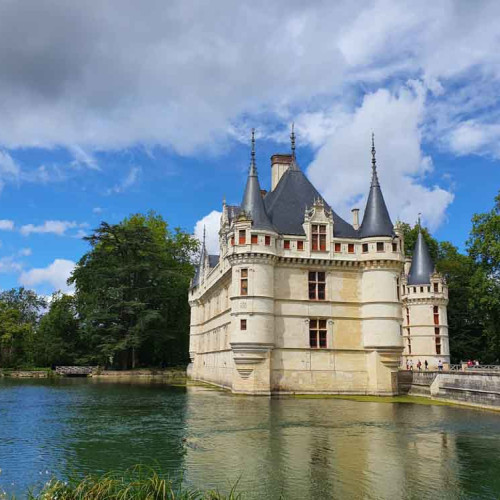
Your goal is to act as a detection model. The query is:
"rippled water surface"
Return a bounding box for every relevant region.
[1,378,500,499]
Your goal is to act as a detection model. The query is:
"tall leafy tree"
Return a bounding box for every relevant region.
[467,192,500,362]
[69,212,198,369]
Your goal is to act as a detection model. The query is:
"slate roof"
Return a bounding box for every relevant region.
[240,160,275,231]
[408,229,435,285]
[358,138,393,238]
[264,161,357,237]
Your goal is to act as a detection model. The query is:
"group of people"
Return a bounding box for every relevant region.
[466,359,480,368]
[405,359,444,371]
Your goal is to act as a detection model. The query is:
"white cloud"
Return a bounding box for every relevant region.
[447,121,500,158]
[307,83,454,231]
[0,255,22,273]
[194,210,222,255]
[107,166,141,194]
[19,258,75,293]
[92,207,103,214]
[20,220,79,236]
[18,248,32,256]
[0,219,14,230]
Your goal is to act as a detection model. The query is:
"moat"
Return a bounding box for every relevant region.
[1,378,499,499]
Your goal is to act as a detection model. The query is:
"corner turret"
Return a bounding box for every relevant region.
[407,226,435,285]
[359,134,393,238]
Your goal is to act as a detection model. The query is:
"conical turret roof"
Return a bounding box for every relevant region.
[408,228,435,285]
[240,130,274,231]
[358,135,393,238]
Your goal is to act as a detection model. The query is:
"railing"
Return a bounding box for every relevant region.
[450,364,500,372]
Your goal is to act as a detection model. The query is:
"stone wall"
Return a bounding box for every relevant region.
[398,370,500,410]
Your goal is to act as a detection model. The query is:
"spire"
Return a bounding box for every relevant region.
[371,132,380,187]
[408,224,435,285]
[202,225,207,252]
[358,133,393,237]
[291,122,296,159]
[240,129,274,231]
[250,128,256,175]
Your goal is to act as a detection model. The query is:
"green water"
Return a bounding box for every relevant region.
[0,379,499,499]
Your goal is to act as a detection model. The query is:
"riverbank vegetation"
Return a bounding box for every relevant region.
[0,212,198,371]
[0,191,499,369]
[2,466,241,499]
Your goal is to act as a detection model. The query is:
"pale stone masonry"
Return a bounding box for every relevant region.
[188,131,449,395]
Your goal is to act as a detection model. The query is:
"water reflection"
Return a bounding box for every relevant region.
[1,379,499,499]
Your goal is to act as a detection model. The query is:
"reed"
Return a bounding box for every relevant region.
[25,466,241,500]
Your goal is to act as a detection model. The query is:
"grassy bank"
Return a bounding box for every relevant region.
[5,466,241,500]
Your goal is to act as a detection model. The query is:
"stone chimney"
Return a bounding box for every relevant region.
[271,154,293,191]
[351,208,360,230]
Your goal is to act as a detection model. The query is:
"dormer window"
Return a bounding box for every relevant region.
[312,224,326,251]
[239,230,246,245]
[434,283,439,293]
[284,240,290,249]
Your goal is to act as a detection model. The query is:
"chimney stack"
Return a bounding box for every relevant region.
[351,208,360,230]
[270,154,293,191]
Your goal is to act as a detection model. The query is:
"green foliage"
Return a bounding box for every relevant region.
[69,212,198,369]
[26,466,241,500]
[35,293,81,367]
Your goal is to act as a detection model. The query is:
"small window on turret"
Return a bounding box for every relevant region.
[284,240,290,249]
[231,236,235,246]
[392,242,398,252]
[240,319,247,330]
[297,241,304,250]
[334,243,341,252]
[434,283,439,293]
[377,242,384,252]
[420,286,424,293]
[265,235,271,246]
[240,269,248,296]
[251,234,258,244]
[348,244,355,253]
[239,230,246,245]
[362,243,368,253]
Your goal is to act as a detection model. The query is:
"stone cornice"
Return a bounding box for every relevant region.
[402,297,449,306]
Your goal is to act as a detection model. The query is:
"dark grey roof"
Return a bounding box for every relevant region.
[264,162,357,237]
[208,255,219,268]
[358,140,393,238]
[408,230,435,285]
[240,161,275,231]
[227,205,240,226]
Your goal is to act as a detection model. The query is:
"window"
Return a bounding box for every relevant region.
[413,287,416,293]
[284,240,290,249]
[239,230,246,245]
[308,271,326,300]
[309,319,327,348]
[377,242,384,252]
[406,307,410,326]
[362,243,369,253]
[251,234,258,244]
[334,242,341,252]
[435,337,441,355]
[392,242,398,252]
[420,286,424,293]
[240,319,247,330]
[312,224,327,251]
[397,278,400,301]
[403,285,406,295]
[240,269,248,296]
[434,327,440,336]
[348,243,355,253]
[265,235,271,246]
[297,241,304,251]
[427,286,430,292]
[433,306,439,325]
[434,283,439,293]
[408,339,412,355]
[230,236,235,246]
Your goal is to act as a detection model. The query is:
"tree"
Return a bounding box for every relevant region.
[467,192,500,362]
[35,293,81,367]
[69,212,198,369]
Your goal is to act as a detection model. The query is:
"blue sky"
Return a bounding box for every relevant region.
[0,0,500,295]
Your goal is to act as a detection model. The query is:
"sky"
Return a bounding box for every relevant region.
[1,0,500,295]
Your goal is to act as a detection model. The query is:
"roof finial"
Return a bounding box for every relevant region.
[417,213,422,230]
[249,128,257,176]
[370,132,380,187]
[291,122,296,159]
[202,225,206,249]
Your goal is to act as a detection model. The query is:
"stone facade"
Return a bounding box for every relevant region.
[188,134,449,395]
